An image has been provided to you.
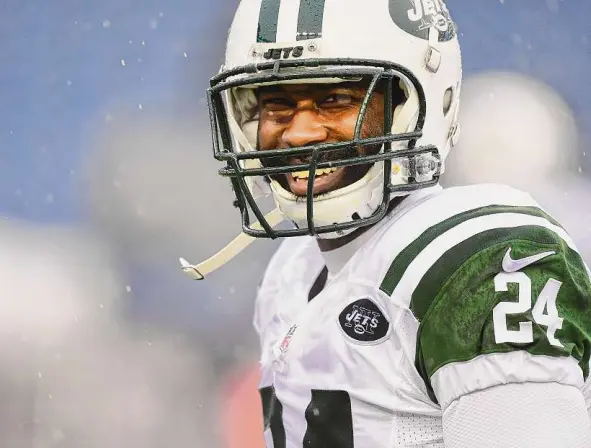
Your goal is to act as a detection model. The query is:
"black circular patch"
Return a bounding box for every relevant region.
[338,298,390,344]
[389,0,456,42]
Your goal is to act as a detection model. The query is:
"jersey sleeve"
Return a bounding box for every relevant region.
[442,382,591,448]
[582,363,591,421]
[412,219,591,409]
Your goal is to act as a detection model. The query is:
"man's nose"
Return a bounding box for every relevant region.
[280,109,328,148]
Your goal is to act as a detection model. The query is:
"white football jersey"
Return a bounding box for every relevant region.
[253,184,591,448]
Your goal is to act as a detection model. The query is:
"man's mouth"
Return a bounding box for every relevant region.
[285,167,347,196]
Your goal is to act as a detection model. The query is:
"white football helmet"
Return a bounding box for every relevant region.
[207,0,462,240]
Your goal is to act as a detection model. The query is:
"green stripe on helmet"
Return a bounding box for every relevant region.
[257,0,281,43]
[297,0,326,41]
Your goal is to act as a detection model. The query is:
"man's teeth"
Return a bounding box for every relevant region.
[291,168,338,180]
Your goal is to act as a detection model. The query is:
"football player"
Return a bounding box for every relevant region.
[189,0,591,446]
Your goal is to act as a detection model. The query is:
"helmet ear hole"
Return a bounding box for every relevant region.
[443,87,454,116]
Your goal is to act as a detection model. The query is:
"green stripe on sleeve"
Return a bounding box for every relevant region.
[379,205,561,297]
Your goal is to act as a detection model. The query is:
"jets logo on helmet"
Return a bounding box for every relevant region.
[389,0,456,42]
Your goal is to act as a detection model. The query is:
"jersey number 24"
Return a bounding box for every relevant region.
[493,271,564,347]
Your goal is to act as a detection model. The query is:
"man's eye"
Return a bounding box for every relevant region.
[320,93,354,107]
[261,98,293,112]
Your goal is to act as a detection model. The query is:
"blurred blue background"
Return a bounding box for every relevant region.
[0,1,589,446]
[0,0,588,224]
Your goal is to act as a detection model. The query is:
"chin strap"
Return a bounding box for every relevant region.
[179,208,285,280]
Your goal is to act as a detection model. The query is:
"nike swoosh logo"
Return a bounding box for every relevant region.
[502,248,556,273]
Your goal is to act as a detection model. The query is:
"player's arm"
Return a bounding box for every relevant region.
[413,222,591,447]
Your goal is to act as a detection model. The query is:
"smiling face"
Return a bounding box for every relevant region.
[256,79,401,197]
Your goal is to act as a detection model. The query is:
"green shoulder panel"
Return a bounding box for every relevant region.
[379,204,560,296]
[378,203,591,403]
[414,226,591,403]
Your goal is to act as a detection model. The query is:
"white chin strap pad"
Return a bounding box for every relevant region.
[270,162,384,236]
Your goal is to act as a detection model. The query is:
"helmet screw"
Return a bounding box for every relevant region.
[307,43,317,52]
